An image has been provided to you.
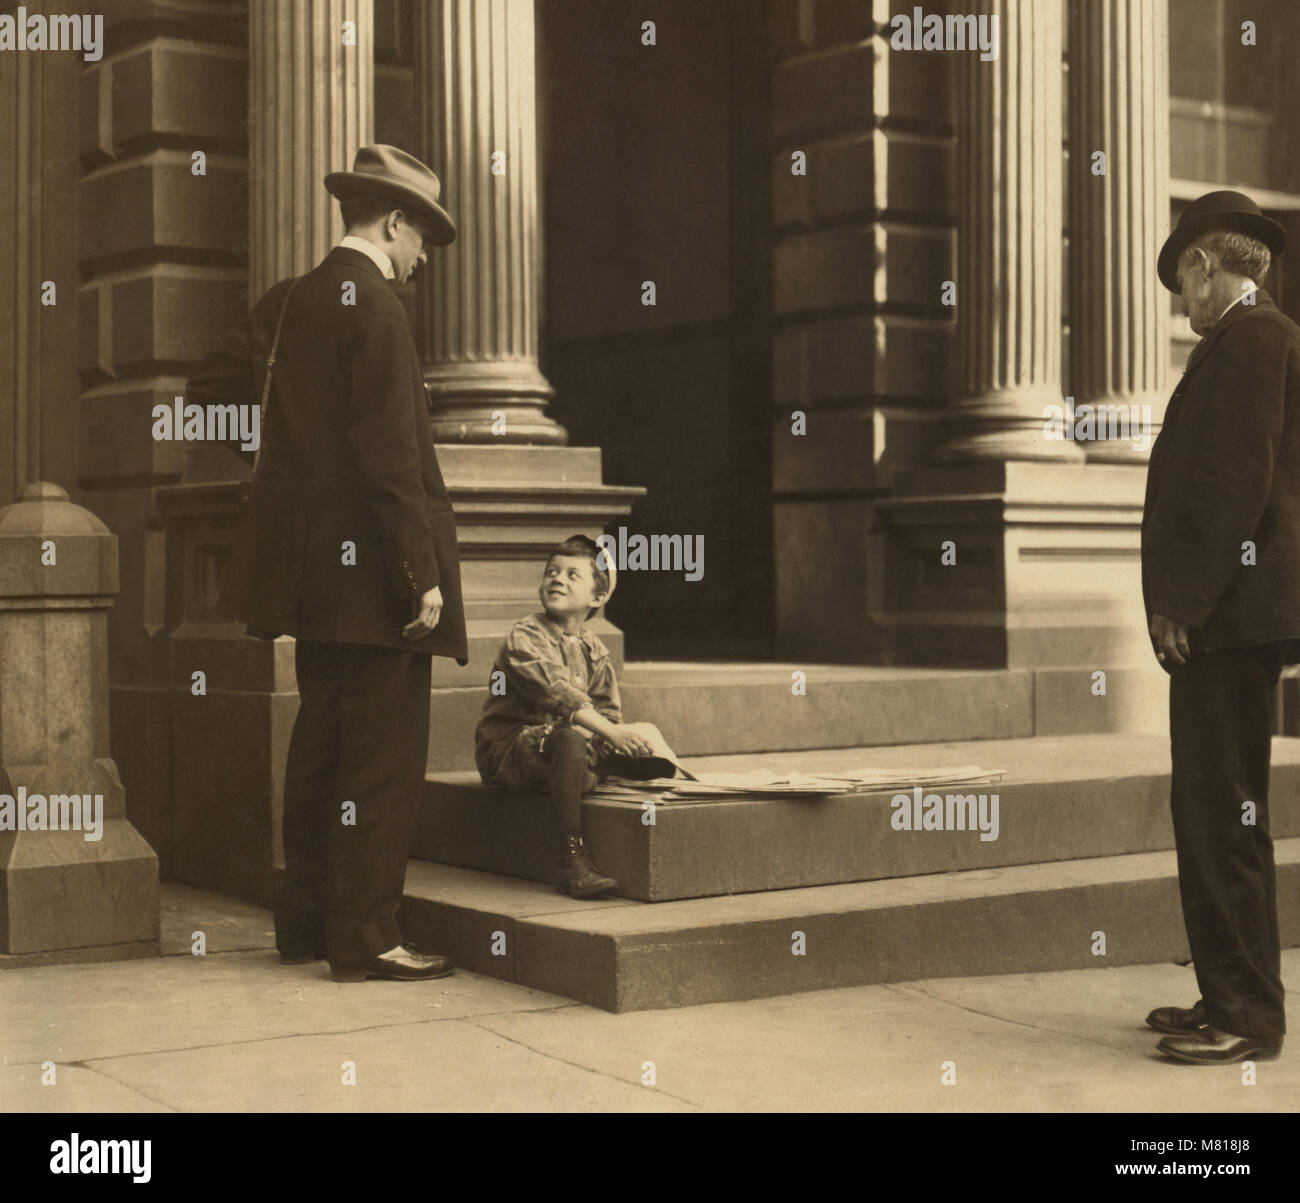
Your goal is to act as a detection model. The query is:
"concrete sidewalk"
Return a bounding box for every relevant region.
[1,883,1296,1112]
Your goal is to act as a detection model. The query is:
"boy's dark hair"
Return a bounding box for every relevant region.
[338,191,409,231]
[547,535,610,616]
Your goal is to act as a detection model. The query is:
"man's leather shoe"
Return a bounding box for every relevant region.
[331,944,455,983]
[1157,1025,1283,1064]
[1145,1002,1209,1034]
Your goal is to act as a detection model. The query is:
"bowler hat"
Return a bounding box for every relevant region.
[1158,189,1284,292]
[324,144,456,245]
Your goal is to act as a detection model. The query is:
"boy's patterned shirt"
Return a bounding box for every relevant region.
[475,612,621,772]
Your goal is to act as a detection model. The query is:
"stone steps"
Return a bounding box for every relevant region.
[425,660,1170,771]
[413,733,1300,901]
[399,837,1300,1012]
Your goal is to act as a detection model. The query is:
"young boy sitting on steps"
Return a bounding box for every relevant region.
[474,535,653,897]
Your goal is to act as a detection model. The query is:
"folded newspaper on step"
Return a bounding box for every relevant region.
[594,723,1005,802]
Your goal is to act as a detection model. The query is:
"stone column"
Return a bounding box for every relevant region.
[1067,0,1170,463]
[938,0,1082,463]
[1,46,43,503]
[1,8,79,508]
[0,484,158,961]
[412,0,567,444]
[248,0,374,299]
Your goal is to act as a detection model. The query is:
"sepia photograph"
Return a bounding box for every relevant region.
[1,0,1297,1178]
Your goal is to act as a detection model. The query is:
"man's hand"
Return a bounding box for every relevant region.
[402,585,443,640]
[1149,612,1192,671]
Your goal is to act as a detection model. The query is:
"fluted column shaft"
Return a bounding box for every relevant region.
[1067,0,1170,463]
[248,0,373,300]
[939,0,1081,463]
[1,45,44,500]
[413,0,566,444]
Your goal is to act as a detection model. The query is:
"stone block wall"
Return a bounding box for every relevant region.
[77,1,250,875]
[770,0,954,661]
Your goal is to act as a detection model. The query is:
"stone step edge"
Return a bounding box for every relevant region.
[401,843,1300,1011]
[404,837,1300,937]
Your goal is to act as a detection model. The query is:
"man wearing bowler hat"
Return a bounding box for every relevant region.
[1142,190,1300,1062]
[187,145,468,982]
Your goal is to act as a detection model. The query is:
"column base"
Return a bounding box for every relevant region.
[424,364,569,445]
[1075,392,1169,464]
[932,388,1089,464]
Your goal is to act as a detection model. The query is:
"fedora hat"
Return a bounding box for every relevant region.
[1158,189,1284,292]
[324,144,456,246]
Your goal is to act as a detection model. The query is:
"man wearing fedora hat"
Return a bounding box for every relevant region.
[1142,190,1300,1063]
[187,145,468,983]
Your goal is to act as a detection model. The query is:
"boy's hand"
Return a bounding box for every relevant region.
[604,727,655,758]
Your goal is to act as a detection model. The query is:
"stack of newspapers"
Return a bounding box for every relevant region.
[593,724,1005,803]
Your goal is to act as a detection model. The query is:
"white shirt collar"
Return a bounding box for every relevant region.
[337,235,395,280]
[1217,286,1257,325]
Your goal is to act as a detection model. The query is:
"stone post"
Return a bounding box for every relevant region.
[412,0,567,443]
[0,484,158,962]
[1067,0,1170,463]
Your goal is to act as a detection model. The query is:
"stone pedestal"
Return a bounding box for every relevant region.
[874,462,1152,668]
[0,483,158,961]
[156,483,299,906]
[1067,0,1170,463]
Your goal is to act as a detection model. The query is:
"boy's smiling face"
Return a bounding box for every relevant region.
[541,553,603,620]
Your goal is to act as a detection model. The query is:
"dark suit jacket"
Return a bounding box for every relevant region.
[187,246,469,662]
[1142,289,1300,652]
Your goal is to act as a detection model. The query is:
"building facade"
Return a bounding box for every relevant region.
[2,0,1298,934]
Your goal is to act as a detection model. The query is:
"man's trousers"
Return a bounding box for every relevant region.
[274,639,432,969]
[1169,639,1294,1039]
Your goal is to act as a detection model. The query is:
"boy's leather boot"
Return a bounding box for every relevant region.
[557,833,619,898]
